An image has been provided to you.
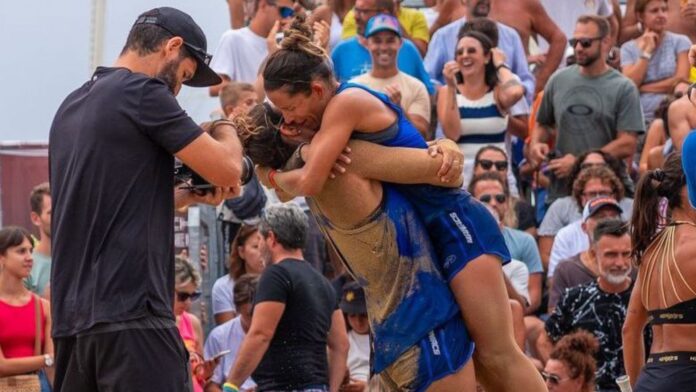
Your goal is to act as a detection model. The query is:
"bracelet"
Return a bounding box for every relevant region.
[223,382,240,392]
[268,169,279,189]
[495,63,509,71]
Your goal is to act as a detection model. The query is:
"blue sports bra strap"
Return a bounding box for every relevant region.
[336,82,404,115]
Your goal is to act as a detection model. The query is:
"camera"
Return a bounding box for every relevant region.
[175,155,254,193]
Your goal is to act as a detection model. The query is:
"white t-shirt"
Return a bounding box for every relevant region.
[347,330,370,382]
[503,259,530,304]
[204,316,256,390]
[212,274,236,315]
[548,220,589,278]
[350,71,431,121]
[210,27,268,83]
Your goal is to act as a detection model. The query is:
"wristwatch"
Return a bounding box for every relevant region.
[640,51,652,60]
[44,354,54,368]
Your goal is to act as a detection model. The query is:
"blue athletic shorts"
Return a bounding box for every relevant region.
[377,316,474,392]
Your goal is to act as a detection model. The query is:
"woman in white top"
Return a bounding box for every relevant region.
[437,30,524,188]
[211,225,264,325]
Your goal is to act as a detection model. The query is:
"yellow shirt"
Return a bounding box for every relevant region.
[341,7,430,43]
[690,66,696,83]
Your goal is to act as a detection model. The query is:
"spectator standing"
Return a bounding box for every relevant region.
[437,31,525,187]
[621,0,690,125]
[539,222,634,392]
[623,151,696,390]
[309,0,357,51]
[26,183,51,297]
[351,14,431,137]
[425,4,535,102]
[529,15,645,206]
[549,218,629,312]
[209,0,296,96]
[542,331,599,392]
[204,274,259,392]
[339,282,370,391]
[331,0,434,94]
[0,227,54,391]
[49,8,244,391]
[341,0,430,55]
[211,225,264,325]
[538,0,618,50]
[224,204,349,392]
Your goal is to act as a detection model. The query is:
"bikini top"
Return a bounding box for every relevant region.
[643,221,696,325]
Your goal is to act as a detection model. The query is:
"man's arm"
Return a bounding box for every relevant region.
[526,273,543,315]
[600,131,639,160]
[326,309,349,392]
[226,301,286,387]
[176,123,244,187]
[639,52,690,93]
[527,0,567,94]
[668,97,694,151]
[620,0,641,45]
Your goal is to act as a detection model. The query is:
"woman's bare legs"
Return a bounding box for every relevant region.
[450,255,546,392]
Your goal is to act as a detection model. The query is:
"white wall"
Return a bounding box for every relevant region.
[0,1,231,141]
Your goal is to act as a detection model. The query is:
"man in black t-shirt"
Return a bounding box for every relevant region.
[225,204,349,392]
[49,7,245,392]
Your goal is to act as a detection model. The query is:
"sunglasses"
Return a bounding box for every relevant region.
[354,7,379,15]
[176,291,202,302]
[569,36,603,48]
[279,6,295,18]
[479,193,507,204]
[541,371,569,385]
[478,159,508,171]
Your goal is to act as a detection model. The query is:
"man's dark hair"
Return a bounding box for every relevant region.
[458,17,499,47]
[233,273,260,308]
[376,0,396,14]
[30,182,50,215]
[259,204,308,250]
[592,218,628,244]
[577,14,610,39]
[120,23,177,56]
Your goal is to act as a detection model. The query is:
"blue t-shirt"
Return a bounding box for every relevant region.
[502,227,543,275]
[331,37,435,94]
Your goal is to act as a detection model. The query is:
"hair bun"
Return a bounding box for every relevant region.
[557,331,599,356]
[277,15,327,59]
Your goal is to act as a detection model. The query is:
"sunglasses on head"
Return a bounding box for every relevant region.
[479,193,507,204]
[279,6,295,18]
[176,291,202,302]
[478,159,508,171]
[569,36,603,48]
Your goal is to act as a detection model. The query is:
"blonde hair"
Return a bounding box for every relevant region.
[175,256,201,288]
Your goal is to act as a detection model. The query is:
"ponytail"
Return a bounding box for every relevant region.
[631,153,685,263]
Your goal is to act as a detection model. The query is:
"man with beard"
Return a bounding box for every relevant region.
[27,182,52,297]
[538,217,635,392]
[529,15,644,206]
[49,7,245,391]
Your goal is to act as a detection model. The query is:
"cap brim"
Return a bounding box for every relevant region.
[589,204,623,219]
[365,27,401,39]
[683,132,696,208]
[185,55,222,87]
[340,301,366,315]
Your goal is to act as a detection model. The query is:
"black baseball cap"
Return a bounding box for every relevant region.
[133,7,222,87]
[340,282,367,315]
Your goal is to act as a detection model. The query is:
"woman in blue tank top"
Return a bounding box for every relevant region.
[252,15,545,392]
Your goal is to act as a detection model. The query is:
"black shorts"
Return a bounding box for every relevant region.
[53,317,192,392]
[634,351,696,392]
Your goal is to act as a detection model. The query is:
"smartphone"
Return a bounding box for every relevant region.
[455,72,464,84]
[212,349,231,360]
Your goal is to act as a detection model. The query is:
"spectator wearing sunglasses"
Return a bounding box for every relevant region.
[542,331,598,392]
[529,15,644,208]
[175,256,214,392]
[470,173,544,316]
[209,0,297,97]
[621,0,690,126]
[473,146,537,235]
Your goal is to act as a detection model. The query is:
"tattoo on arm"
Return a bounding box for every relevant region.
[501,78,522,90]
